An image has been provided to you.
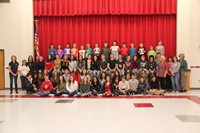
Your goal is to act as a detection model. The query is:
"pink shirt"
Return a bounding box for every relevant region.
[158,62,167,77]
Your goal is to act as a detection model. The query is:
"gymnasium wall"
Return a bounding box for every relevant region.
[0,0,34,88]
[0,0,199,88]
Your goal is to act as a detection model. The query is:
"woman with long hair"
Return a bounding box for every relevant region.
[78,76,91,96]
[8,55,19,94]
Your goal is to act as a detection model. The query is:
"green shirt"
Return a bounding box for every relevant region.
[148,50,156,58]
[86,48,92,58]
[80,84,90,93]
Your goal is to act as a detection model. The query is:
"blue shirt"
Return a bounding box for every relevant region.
[129,48,136,58]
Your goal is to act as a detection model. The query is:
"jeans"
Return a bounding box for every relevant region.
[63,90,78,96]
[20,76,27,91]
[77,91,92,96]
[38,91,51,96]
[171,73,180,91]
[9,73,18,92]
[93,70,101,78]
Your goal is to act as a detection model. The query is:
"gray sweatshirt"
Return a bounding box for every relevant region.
[170,62,181,74]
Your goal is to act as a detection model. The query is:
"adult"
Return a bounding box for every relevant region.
[179,53,188,92]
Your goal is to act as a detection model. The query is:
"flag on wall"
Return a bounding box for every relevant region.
[34,20,40,61]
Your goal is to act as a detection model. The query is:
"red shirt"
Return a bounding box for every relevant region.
[167,62,172,74]
[105,83,111,94]
[45,61,54,70]
[158,62,168,77]
[71,72,81,84]
[120,47,129,56]
[40,80,53,92]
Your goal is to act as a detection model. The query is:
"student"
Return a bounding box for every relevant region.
[27,55,35,75]
[63,69,70,82]
[91,76,102,95]
[149,75,164,95]
[102,76,114,96]
[108,54,117,75]
[148,46,156,59]
[78,77,91,96]
[24,73,37,95]
[110,40,120,60]
[86,54,92,74]
[170,56,181,93]
[81,68,91,82]
[101,42,110,60]
[147,56,157,78]
[68,55,77,72]
[117,54,125,76]
[155,52,161,66]
[179,53,188,92]
[125,55,132,74]
[45,55,54,77]
[60,54,69,73]
[53,75,66,96]
[63,43,71,58]
[79,45,86,59]
[132,55,140,78]
[70,67,81,84]
[36,56,45,72]
[100,54,109,75]
[51,71,59,88]
[32,72,39,91]
[48,44,56,60]
[9,55,19,94]
[157,56,168,90]
[18,60,30,92]
[156,40,165,55]
[71,43,78,59]
[64,75,78,96]
[139,55,148,74]
[133,76,148,95]
[112,71,121,93]
[54,54,61,74]
[166,56,173,92]
[138,42,146,57]
[127,74,139,95]
[77,55,86,74]
[93,43,101,58]
[38,76,53,96]
[129,42,137,60]
[91,55,100,78]
[116,76,130,95]
[120,42,129,61]
[86,43,92,59]
[99,72,106,87]
[56,44,63,59]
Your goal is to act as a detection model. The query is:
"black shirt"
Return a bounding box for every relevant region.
[109,59,116,69]
[91,60,100,70]
[149,80,160,90]
[117,60,124,70]
[36,61,45,71]
[27,62,35,73]
[9,61,19,73]
[100,60,108,70]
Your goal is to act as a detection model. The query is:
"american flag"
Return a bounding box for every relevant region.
[34,20,40,61]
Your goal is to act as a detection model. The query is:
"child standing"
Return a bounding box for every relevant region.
[148,46,156,59]
[56,44,63,59]
[79,45,86,59]
[129,42,137,60]
[138,43,146,58]
[120,42,129,61]
[63,43,71,59]
[71,43,79,60]
[86,43,92,59]
[48,44,56,60]
[93,43,101,58]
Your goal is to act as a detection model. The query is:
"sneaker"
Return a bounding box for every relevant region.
[10,91,12,94]
[16,91,18,94]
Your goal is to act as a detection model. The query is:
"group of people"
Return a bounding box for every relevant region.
[8,40,188,97]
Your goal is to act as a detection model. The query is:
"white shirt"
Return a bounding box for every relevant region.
[119,81,130,90]
[18,66,30,76]
[110,46,119,53]
[66,81,78,92]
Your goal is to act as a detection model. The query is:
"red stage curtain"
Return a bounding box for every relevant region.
[34,0,177,16]
[35,15,176,59]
